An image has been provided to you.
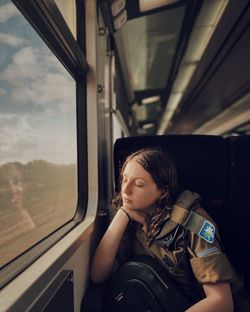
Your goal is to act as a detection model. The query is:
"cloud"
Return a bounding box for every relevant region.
[9,71,75,114]
[1,46,75,113]
[0,114,35,143]
[0,2,19,23]
[0,113,35,164]
[1,47,40,82]
[0,87,6,96]
[30,72,75,107]
[0,32,25,46]
[0,112,77,165]
[0,4,77,165]
[0,113,17,123]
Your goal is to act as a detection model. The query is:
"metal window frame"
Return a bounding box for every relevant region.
[0,0,88,289]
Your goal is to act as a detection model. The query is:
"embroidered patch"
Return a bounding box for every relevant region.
[198,220,215,243]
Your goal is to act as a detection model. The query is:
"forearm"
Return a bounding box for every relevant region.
[90,208,129,283]
[185,283,233,312]
[185,297,233,312]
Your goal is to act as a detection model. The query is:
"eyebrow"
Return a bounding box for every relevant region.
[123,173,146,182]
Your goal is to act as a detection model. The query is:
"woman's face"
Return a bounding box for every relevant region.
[121,157,162,212]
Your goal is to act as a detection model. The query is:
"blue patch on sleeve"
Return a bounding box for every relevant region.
[198,220,215,243]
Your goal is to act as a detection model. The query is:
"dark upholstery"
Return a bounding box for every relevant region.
[227,135,250,289]
[113,134,250,289]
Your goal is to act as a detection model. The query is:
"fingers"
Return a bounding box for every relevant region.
[142,222,148,233]
[123,208,148,229]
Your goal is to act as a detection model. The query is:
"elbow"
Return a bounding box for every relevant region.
[213,293,234,312]
[90,265,108,284]
[221,290,234,312]
[90,259,119,283]
[216,294,234,312]
[227,300,234,312]
[223,301,234,312]
[90,270,98,284]
[202,282,234,312]
[90,272,106,284]
[90,269,101,284]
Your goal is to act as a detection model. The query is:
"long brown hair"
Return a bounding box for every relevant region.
[114,148,180,211]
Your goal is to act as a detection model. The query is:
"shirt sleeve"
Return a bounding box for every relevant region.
[188,207,240,289]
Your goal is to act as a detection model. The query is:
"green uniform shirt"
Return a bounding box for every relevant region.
[114,191,242,293]
[134,206,241,291]
[112,190,249,309]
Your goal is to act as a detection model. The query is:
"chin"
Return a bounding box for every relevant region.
[123,202,133,208]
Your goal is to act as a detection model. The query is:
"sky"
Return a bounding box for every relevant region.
[0,0,77,165]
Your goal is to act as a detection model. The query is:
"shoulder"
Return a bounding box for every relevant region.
[175,190,201,210]
[193,206,217,226]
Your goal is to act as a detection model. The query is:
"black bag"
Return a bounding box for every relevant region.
[102,255,192,312]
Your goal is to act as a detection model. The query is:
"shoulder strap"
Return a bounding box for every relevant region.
[171,205,216,244]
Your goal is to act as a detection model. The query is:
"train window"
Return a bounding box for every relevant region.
[0,0,78,268]
[54,0,77,39]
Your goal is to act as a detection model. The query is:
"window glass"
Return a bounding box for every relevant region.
[0,0,77,267]
[114,6,185,91]
[54,0,77,39]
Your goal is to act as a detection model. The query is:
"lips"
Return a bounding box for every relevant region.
[122,197,132,204]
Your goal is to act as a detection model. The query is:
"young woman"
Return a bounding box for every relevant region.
[91,148,242,312]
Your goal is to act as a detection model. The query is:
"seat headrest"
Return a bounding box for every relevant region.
[114,135,229,219]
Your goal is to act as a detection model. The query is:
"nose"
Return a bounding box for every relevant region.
[122,181,132,195]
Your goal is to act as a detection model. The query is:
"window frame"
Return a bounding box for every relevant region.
[13,0,88,79]
[0,0,88,289]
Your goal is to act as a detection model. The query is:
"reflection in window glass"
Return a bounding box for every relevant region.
[0,0,77,267]
[115,6,185,90]
[54,0,76,39]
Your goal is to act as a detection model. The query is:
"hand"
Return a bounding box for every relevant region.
[121,207,148,233]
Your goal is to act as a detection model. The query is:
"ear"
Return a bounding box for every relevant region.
[159,189,168,200]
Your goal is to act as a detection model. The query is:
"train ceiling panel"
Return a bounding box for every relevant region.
[99,0,250,136]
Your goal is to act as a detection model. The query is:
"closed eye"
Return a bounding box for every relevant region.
[135,184,144,188]
[135,180,145,187]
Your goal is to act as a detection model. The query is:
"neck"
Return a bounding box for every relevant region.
[146,204,159,217]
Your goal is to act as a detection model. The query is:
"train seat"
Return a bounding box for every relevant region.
[113,134,249,289]
[114,135,229,243]
[227,135,250,289]
[81,134,250,311]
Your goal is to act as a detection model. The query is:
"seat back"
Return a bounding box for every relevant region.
[227,135,250,289]
[114,134,249,286]
[114,135,230,241]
